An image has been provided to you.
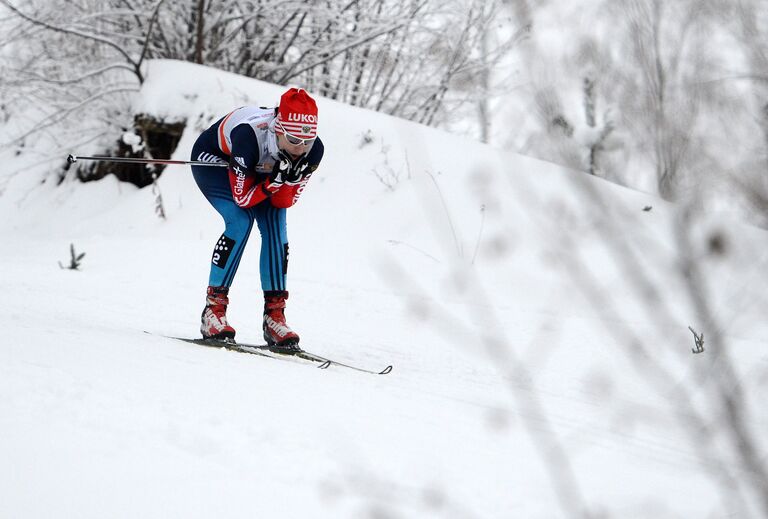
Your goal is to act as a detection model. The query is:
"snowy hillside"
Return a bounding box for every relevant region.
[1,60,767,519]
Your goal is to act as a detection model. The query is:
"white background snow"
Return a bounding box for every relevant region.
[1,60,767,518]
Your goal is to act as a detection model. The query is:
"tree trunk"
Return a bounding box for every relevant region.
[194,0,205,64]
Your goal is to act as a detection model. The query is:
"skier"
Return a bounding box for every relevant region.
[190,88,323,351]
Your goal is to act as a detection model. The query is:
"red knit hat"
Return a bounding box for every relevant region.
[276,88,318,140]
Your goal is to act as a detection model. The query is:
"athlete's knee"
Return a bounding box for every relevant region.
[222,209,253,238]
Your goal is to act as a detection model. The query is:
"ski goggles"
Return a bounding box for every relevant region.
[275,120,316,146]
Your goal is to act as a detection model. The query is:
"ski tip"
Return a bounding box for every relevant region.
[318,360,331,369]
[379,365,393,375]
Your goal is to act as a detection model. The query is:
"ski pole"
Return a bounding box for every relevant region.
[66,154,228,167]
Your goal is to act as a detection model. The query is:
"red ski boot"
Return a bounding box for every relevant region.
[200,286,236,340]
[263,291,300,352]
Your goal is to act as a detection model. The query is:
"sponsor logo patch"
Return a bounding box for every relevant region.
[212,235,235,268]
[233,166,246,195]
[287,113,317,123]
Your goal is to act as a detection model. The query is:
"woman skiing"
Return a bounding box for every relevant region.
[190,88,323,351]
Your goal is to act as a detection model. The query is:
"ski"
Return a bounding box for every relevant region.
[258,345,393,375]
[167,335,332,366]
[148,332,392,374]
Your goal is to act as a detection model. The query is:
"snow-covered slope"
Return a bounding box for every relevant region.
[1,60,767,518]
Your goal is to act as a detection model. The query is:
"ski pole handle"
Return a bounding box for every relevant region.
[66,154,228,167]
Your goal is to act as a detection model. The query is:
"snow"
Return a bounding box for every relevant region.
[1,59,767,518]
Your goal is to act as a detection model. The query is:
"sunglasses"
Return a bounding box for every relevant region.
[276,120,315,146]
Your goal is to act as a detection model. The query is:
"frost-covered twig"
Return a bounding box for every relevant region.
[688,326,705,354]
[151,172,166,220]
[58,243,85,270]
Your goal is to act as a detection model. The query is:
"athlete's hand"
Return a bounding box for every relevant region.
[271,151,309,185]
[285,154,309,184]
[270,152,291,184]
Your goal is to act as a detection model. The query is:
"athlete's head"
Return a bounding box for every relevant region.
[275,88,318,159]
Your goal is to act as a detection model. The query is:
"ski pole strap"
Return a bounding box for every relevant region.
[67,154,228,167]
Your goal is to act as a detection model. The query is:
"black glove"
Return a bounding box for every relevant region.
[271,151,310,185]
[285,155,309,184]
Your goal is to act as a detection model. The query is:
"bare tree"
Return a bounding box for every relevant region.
[513,0,768,225]
[1,0,526,159]
[616,0,706,198]
[722,0,768,225]
[0,0,166,154]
